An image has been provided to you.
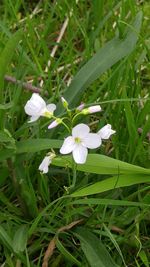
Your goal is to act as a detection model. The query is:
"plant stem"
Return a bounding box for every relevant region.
[70,160,77,189]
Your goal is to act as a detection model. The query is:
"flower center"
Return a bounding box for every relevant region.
[75,137,81,144]
[44,111,53,118]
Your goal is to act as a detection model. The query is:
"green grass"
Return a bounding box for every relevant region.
[0,0,150,266]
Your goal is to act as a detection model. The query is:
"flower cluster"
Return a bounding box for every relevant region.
[24,93,115,173]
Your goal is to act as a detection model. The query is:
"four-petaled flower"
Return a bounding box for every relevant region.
[60,123,101,164]
[24,93,56,122]
[98,124,116,139]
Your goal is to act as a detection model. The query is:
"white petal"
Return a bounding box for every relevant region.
[82,133,102,148]
[73,145,88,164]
[24,93,46,116]
[98,124,116,139]
[39,156,51,174]
[72,123,90,138]
[46,104,56,113]
[60,136,75,154]
[28,115,40,123]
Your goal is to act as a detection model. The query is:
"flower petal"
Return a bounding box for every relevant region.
[60,136,75,154]
[28,115,40,123]
[72,123,90,138]
[82,133,102,148]
[46,104,56,113]
[39,156,51,174]
[73,145,88,164]
[24,93,46,116]
[98,124,116,139]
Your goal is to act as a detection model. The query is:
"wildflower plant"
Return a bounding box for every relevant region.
[1,6,150,267]
[24,94,115,189]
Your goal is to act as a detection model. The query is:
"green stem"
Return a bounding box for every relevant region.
[70,160,77,189]
[72,112,82,125]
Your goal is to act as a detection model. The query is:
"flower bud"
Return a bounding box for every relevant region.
[81,105,101,115]
[76,103,85,112]
[61,96,68,109]
[48,118,62,129]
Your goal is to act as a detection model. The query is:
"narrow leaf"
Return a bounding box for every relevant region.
[0,225,13,251]
[16,139,63,154]
[71,174,150,197]
[56,12,142,112]
[70,198,148,207]
[74,227,119,267]
[13,225,28,253]
[53,154,150,175]
[56,239,82,266]
[0,30,22,100]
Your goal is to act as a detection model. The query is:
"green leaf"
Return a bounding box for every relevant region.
[0,225,13,251]
[0,148,15,161]
[56,239,82,267]
[0,130,15,143]
[16,139,63,154]
[74,227,119,267]
[12,225,28,253]
[0,139,63,161]
[70,198,148,207]
[0,102,14,110]
[71,174,150,197]
[0,29,22,101]
[52,154,150,175]
[56,12,142,112]
[138,250,149,267]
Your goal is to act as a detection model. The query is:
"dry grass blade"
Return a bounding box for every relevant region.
[42,219,83,267]
[4,75,48,96]
[42,236,57,267]
[40,0,79,87]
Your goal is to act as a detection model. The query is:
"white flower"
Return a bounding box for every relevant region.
[24,93,56,122]
[39,156,51,174]
[39,153,55,174]
[60,123,101,164]
[98,124,116,139]
[81,105,101,115]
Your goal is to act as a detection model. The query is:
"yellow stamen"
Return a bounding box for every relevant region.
[75,137,81,143]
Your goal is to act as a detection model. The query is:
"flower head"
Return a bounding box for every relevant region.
[81,105,101,115]
[39,152,56,174]
[60,123,101,164]
[98,124,116,139]
[24,93,56,122]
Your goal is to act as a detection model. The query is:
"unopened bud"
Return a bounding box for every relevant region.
[76,103,85,112]
[48,118,62,129]
[61,96,68,109]
[82,105,101,115]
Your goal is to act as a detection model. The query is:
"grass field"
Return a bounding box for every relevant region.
[0,0,150,266]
